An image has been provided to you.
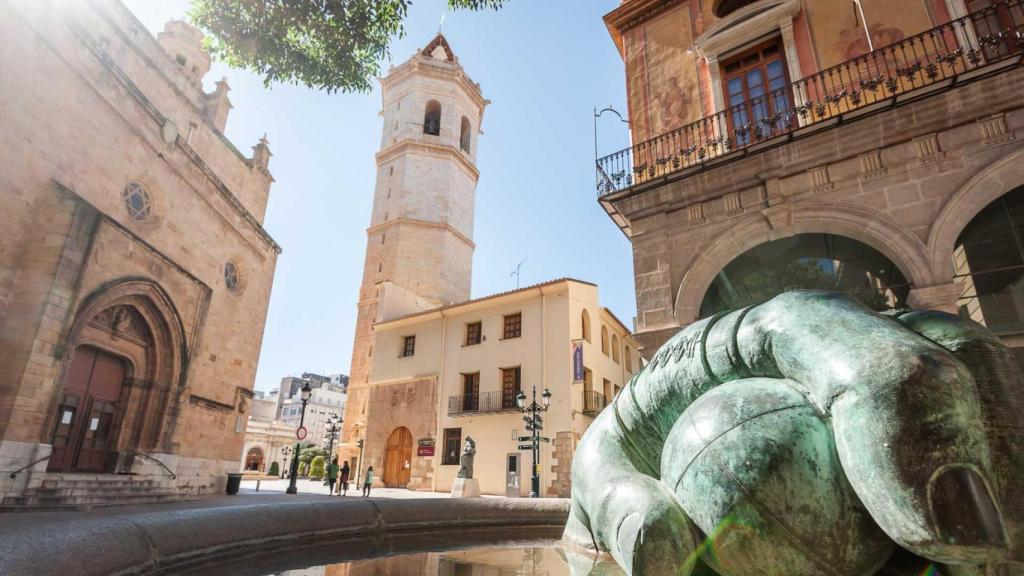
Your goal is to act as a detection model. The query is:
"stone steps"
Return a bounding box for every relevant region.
[4,473,195,511]
[0,491,197,512]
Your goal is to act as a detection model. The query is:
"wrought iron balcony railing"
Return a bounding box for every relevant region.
[448,391,520,416]
[582,390,607,415]
[596,0,1024,197]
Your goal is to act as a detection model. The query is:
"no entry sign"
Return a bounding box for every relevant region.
[296,426,307,440]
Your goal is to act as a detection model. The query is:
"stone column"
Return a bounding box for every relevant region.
[907,282,963,314]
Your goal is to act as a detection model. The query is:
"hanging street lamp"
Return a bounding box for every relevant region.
[517,385,552,498]
[286,381,313,495]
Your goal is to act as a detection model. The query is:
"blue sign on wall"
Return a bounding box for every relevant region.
[572,341,584,383]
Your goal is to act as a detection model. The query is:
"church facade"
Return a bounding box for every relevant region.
[0,1,279,506]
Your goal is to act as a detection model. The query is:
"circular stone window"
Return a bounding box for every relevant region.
[224,262,240,291]
[122,182,152,221]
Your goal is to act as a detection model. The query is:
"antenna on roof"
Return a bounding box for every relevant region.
[510,258,527,289]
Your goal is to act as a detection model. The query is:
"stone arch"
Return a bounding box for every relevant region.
[50,277,189,463]
[674,203,933,324]
[423,100,442,136]
[928,148,1024,281]
[245,446,265,471]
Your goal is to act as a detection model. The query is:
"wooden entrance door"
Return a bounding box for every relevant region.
[383,427,412,487]
[48,346,126,472]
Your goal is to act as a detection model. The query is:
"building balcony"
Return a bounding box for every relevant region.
[596,1,1024,201]
[447,391,520,416]
[582,390,607,416]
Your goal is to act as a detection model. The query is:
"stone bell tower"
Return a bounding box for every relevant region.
[342,34,488,456]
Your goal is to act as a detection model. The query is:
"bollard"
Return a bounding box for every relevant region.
[256,479,260,492]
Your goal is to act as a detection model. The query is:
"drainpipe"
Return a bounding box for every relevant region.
[540,288,547,496]
[432,311,447,493]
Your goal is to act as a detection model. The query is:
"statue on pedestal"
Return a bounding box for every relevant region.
[566,290,1024,576]
[457,436,475,479]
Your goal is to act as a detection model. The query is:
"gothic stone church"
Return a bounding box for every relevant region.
[0,1,279,506]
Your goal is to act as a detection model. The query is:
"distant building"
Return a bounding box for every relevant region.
[0,1,279,507]
[281,387,346,450]
[363,278,639,496]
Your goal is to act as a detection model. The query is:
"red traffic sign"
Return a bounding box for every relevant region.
[296,426,307,440]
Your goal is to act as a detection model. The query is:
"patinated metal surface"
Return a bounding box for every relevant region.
[565,291,1024,575]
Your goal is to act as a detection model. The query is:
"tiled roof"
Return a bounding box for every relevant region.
[378,278,596,324]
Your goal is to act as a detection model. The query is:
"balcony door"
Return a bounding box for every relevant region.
[967,0,1022,59]
[722,38,792,145]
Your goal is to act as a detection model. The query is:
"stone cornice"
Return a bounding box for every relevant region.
[381,55,489,116]
[694,0,800,59]
[604,0,685,57]
[366,218,475,250]
[375,140,480,181]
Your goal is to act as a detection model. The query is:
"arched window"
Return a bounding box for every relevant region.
[601,326,610,356]
[700,234,910,318]
[460,116,471,152]
[612,335,620,363]
[713,0,759,18]
[423,100,441,135]
[581,309,591,342]
[955,185,1024,336]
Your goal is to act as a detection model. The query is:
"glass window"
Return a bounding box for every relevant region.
[700,234,910,317]
[955,187,1024,335]
[402,335,415,357]
[224,262,240,291]
[122,182,152,221]
[501,366,521,409]
[442,428,461,465]
[465,321,482,346]
[503,313,522,339]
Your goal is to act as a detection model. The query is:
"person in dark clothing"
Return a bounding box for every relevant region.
[338,460,351,496]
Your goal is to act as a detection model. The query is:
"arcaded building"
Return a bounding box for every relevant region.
[0,1,279,506]
[597,0,1024,365]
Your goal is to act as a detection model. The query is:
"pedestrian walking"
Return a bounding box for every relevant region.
[362,466,374,497]
[338,460,351,496]
[327,457,340,495]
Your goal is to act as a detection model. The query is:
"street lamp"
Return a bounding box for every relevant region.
[280,446,292,479]
[286,381,313,495]
[322,413,342,486]
[518,386,552,498]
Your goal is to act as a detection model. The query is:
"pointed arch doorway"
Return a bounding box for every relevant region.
[48,346,127,472]
[383,426,413,487]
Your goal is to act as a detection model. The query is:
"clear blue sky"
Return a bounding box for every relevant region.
[123,0,635,392]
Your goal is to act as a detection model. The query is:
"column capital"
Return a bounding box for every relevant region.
[907,282,963,314]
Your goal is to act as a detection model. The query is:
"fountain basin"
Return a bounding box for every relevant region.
[0,497,569,576]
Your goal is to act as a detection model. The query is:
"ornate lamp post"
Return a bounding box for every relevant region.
[517,386,552,498]
[286,381,313,495]
[322,413,342,486]
[280,446,292,479]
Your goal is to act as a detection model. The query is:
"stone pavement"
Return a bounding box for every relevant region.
[238,477,467,498]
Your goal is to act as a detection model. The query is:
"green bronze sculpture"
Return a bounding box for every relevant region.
[565,290,1024,575]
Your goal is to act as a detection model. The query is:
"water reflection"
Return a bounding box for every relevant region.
[264,544,625,576]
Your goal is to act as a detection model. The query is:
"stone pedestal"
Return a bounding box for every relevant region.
[450,477,480,498]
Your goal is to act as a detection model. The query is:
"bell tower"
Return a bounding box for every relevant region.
[342,34,488,456]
